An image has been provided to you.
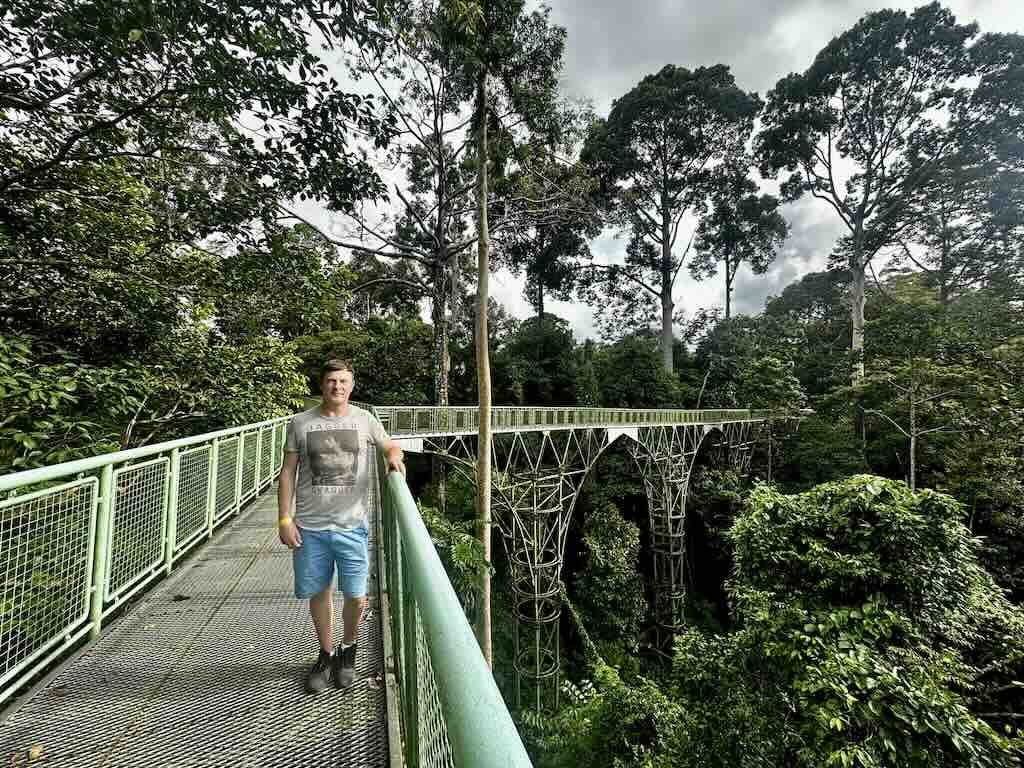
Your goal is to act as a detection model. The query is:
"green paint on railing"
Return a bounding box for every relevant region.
[382,471,533,768]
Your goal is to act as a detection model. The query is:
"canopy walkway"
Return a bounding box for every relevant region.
[1,406,771,767]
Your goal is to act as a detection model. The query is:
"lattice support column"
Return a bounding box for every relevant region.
[496,470,566,713]
[629,426,705,641]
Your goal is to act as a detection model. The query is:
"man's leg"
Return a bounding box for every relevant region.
[341,595,366,645]
[310,585,335,653]
[294,529,335,694]
[332,526,369,688]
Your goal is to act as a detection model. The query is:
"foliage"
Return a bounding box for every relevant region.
[214,224,355,343]
[592,333,682,408]
[710,477,1023,767]
[290,318,435,405]
[0,328,305,473]
[0,333,143,470]
[521,663,687,768]
[492,314,578,405]
[573,502,646,656]
[419,498,490,615]
[0,0,389,217]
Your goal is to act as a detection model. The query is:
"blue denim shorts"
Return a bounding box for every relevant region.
[292,526,369,599]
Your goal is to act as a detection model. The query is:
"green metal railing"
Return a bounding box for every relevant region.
[0,416,289,706]
[374,447,532,768]
[374,405,771,438]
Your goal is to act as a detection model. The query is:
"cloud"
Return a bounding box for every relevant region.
[304,1,1024,340]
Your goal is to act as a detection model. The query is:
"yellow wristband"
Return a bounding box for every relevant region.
[278,516,292,526]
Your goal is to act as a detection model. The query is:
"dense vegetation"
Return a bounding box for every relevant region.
[2,0,1022,763]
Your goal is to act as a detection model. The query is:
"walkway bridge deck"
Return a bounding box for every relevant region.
[1,484,391,767]
[1,406,772,767]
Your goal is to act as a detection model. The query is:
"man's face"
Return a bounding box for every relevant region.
[321,370,354,406]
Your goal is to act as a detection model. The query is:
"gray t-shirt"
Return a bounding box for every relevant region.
[284,405,389,531]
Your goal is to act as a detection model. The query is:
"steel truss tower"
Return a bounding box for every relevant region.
[629,421,760,639]
[408,419,761,709]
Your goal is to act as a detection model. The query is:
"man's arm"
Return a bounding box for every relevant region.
[381,438,405,476]
[277,452,302,547]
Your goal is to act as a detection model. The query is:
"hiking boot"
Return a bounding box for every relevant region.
[333,643,357,689]
[305,649,333,694]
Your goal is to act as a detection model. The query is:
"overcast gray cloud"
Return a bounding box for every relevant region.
[509,0,1024,341]
[307,1,1023,342]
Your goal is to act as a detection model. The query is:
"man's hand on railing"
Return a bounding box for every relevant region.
[387,454,406,478]
[384,443,405,478]
[278,517,302,549]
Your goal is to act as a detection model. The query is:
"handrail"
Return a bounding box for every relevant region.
[373,405,773,439]
[377,468,533,768]
[0,416,289,492]
[0,414,290,706]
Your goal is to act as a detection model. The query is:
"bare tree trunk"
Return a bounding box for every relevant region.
[474,68,493,669]
[724,257,732,320]
[851,234,867,443]
[850,239,866,385]
[431,269,450,512]
[908,359,917,492]
[660,207,674,373]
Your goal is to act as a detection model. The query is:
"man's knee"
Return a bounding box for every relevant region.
[309,584,333,603]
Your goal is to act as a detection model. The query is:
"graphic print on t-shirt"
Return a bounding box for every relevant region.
[307,429,360,490]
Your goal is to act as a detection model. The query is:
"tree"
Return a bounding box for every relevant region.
[581,64,761,371]
[671,477,1024,767]
[215,224,355,343]
[492,314,578,405]
[290,317,435,405]
[763,270,852,398]
[440,0,568,667]
[0,0,389,223]
[593,333,681,408]
[689,161,788,319]
[756,3,978,384]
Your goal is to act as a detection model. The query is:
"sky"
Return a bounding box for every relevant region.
[306,1,1024,341]
[485,0,1024,340]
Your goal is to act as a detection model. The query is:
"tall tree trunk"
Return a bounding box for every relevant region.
[850,244,866,385]
[908,357,917,492]
[431,264,450,512]
[660,205,674,373]
[474,68,493,669]
[851,230,867,443]
[724,256,733,320]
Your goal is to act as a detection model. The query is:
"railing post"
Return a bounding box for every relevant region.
[164,447,181,575]
[254,428,263,492]
[207,438,220,539]
[89,464,114,640]
[234,432,245,514]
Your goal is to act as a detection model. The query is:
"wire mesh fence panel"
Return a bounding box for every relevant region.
[414,605,456,768]
[106,458,169,601]
[215,437,239,522]
[259,426,273,489]
[175,446,211,551]
[240,433,258,502]
[0,478,97,690]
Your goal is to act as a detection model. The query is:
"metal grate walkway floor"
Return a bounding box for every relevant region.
[1,486,390,767]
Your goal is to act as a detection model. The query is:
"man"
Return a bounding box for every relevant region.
[278,359,404,693]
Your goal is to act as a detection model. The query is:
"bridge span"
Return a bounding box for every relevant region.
[0,406,771,767]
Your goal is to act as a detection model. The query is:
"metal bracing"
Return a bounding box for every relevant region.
[406,429,610,712]
[627,426,705,636]
[391,413,771,709]
[625,422,766,640]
